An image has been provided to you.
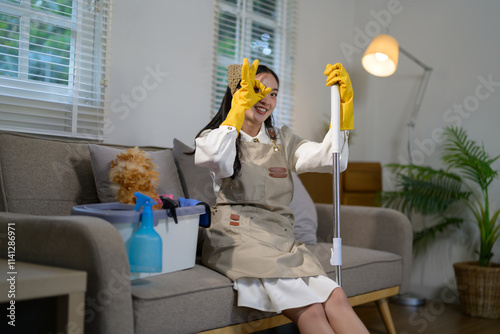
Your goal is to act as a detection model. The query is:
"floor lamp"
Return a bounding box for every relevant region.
[362,34,433,306]
[361,34,433,164]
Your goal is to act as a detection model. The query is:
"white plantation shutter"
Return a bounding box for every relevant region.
[0,0,111,140]
[212,0,296,128]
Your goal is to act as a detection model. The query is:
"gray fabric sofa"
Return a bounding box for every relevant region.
[0,131,412,334]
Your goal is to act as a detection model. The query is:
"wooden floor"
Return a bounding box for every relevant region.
[255,301,500,334]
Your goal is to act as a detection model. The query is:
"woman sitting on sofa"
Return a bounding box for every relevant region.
[194,58,368,334]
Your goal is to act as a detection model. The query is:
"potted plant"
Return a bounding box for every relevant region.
[380,126,500,318]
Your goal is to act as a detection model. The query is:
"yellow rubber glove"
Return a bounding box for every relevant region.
[324,63,354,130]
[221,58,272,133]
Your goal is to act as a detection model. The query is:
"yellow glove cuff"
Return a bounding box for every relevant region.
[341,100,354,130]
[220,105,245,133]
[329,97,354,130]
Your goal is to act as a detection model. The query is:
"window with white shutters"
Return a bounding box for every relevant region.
[0,0,111,139]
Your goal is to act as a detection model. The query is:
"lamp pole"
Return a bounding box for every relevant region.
[399,46,433,165]
[394,46,433,307]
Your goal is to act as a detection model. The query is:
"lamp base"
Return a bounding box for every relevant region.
[390,293,426,306]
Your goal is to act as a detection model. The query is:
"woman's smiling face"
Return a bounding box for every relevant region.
[244,72,279,125]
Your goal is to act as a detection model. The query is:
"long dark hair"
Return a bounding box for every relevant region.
[194,64,280,178]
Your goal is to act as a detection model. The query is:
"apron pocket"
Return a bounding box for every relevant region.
[209,207,243,248]
[247,212,291,252]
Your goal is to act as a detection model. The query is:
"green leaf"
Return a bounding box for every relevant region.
[442,126,500,189]
[381,164,469,215]
[413,216,464,246]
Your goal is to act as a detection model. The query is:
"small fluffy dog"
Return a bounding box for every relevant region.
[109,147,162,209]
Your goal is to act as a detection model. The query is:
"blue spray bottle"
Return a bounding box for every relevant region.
[128,192,162,273]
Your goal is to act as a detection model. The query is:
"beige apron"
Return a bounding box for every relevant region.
[201,135,327,281]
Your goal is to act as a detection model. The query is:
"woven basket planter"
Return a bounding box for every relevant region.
[453,261,500,319]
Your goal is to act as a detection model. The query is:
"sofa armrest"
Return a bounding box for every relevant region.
[0,212,134,334]
[315,204,413,294]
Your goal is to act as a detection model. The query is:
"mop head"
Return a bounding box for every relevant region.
[109,147,162,209]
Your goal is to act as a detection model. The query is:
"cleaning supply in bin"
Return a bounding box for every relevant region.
[128,192,162,273]
[178,197,211,228]
[160,196,211,228]
[159,196,180,224]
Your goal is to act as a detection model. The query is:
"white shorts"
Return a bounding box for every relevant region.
[233,275,340,313]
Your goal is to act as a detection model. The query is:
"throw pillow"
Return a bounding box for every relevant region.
[172,138,218,256]
[291,172,318,245]
[172,139,217,207]
[88,144,185,203]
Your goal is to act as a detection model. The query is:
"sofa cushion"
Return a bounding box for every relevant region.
[88,144,185,203]
[172,139,217,207]
[131,264,274,333]
[172,139,218,255]
[307,243,403,297]
[0,132,100,215]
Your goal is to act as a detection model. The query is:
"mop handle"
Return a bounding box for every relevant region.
[330,85,341,153]
[330,85,342,287]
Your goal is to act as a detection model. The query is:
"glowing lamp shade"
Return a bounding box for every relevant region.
[362,34,399,77]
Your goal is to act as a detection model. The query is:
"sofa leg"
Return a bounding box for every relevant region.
[375,298,396,334]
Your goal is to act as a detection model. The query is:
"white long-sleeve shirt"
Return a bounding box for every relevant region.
[195,124,349,193]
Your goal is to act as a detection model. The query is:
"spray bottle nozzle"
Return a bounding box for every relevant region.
[134,192,154,212]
